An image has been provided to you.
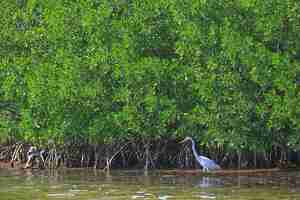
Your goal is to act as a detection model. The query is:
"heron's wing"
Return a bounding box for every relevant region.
[198,156,221,169]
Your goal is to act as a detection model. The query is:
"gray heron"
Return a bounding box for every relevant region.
[180,137,221,171]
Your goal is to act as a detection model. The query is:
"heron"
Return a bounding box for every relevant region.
[180,137,221,172]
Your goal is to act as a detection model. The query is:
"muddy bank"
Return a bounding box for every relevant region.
[1,160,295,178]
[0,160,13,169]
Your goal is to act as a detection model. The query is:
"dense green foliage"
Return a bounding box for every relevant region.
[1,0,300,157]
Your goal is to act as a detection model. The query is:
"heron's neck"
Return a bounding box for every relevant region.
[191,140,200,158]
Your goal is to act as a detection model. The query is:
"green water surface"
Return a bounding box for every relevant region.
[0,169,299,200]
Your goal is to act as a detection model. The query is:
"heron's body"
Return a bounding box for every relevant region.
[181,137,220,171]
[197,155,220,171]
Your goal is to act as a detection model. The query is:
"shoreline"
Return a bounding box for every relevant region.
[0,160,22,170]
[1,160,295,176]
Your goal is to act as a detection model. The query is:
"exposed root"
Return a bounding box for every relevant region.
[10,144,25,168]
[46,148,62,169]
[2,138,299,170]
[0,145,15,160]
[24,147,47,169]
[103,142,129,171]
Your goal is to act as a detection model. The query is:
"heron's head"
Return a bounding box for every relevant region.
[179,137,193,144]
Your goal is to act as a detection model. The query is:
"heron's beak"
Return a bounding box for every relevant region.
[179,138,188,144]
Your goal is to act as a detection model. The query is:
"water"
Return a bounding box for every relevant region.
[0,169,300,200]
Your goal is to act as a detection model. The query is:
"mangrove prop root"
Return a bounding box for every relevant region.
[0,145,15,160]
[3,139,299,170]
[46,148,61,169]
[10,144,24,168]
[24,147,46,169]
[103,142,129,171]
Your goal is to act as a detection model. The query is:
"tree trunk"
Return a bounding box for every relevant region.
[94,145,99,169]
[144,141,150,171]
[238,151,241,169]
[254,151,257,168]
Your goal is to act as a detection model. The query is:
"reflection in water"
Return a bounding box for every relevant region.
[1,169,300,200]
[194,177,221,199]
[196,176,223,188]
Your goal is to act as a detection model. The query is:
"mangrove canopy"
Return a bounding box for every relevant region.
[0,0,300,169]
